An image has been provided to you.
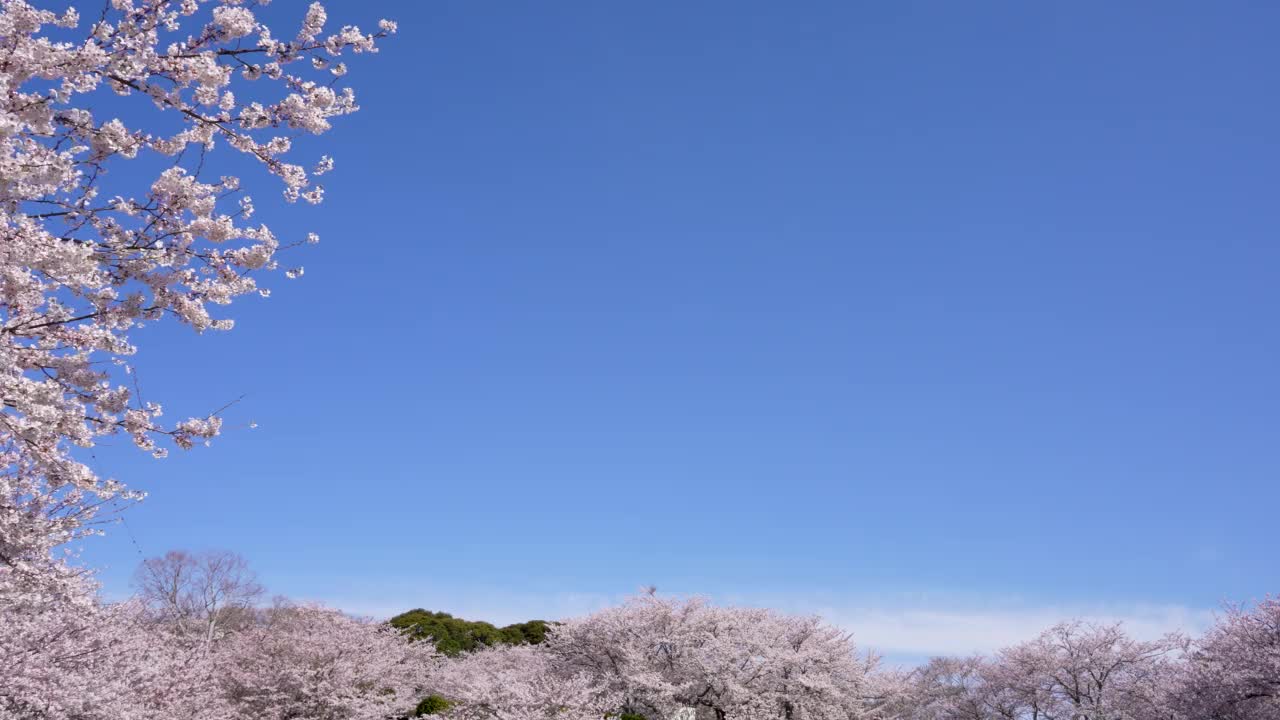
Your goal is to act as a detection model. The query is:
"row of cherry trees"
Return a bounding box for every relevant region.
[1,597,440,718]
[6,540,1277,719]
[8,548,1274,719]
[2,549,439,717]
[426,592,1280,720]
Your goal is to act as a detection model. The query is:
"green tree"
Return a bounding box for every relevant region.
[413,694,452,716]
[388,609,550,656]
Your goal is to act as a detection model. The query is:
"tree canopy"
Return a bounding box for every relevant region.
[388,609,550,656]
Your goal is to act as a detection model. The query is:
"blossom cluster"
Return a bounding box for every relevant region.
[0,596,440,719]
[431,592,895,719]
[0,0,392,606]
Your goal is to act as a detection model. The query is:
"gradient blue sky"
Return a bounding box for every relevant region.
[83,1,1279,661]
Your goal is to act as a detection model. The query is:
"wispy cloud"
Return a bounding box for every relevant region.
[815,603,1215,659]
[314,586,1217,663]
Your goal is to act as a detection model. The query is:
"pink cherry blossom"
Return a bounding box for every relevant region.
[1,0,392,607]
[1,1,395,711]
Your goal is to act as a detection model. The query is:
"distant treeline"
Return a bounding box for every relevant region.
[388,609,549,656]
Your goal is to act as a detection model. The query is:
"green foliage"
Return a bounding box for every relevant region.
[498,619,549,645]
[392,609,550,717]
[388,609,550,656]
[413,694,452,716]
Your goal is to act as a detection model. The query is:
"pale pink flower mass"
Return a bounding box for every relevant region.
[0,0,393,605]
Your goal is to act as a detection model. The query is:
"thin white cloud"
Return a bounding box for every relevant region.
[315,586,1217,662]
[815,603,1215,658]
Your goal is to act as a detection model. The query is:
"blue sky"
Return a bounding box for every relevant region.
[83,1,1279,661]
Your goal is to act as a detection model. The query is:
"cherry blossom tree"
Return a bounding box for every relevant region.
[990,621,1184,720]
[418,593,898,719]
[1166,598,1280,720]
[0,0,395,606]
[216,600,440,720]
[539,592,889,720]
[2,595,437,720]
[429,643,620,720]
[895,656,1005,720]
[5,553,438,719]
[0,0,399,708]
[894,622,1186,720]
[0,598,224,719]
